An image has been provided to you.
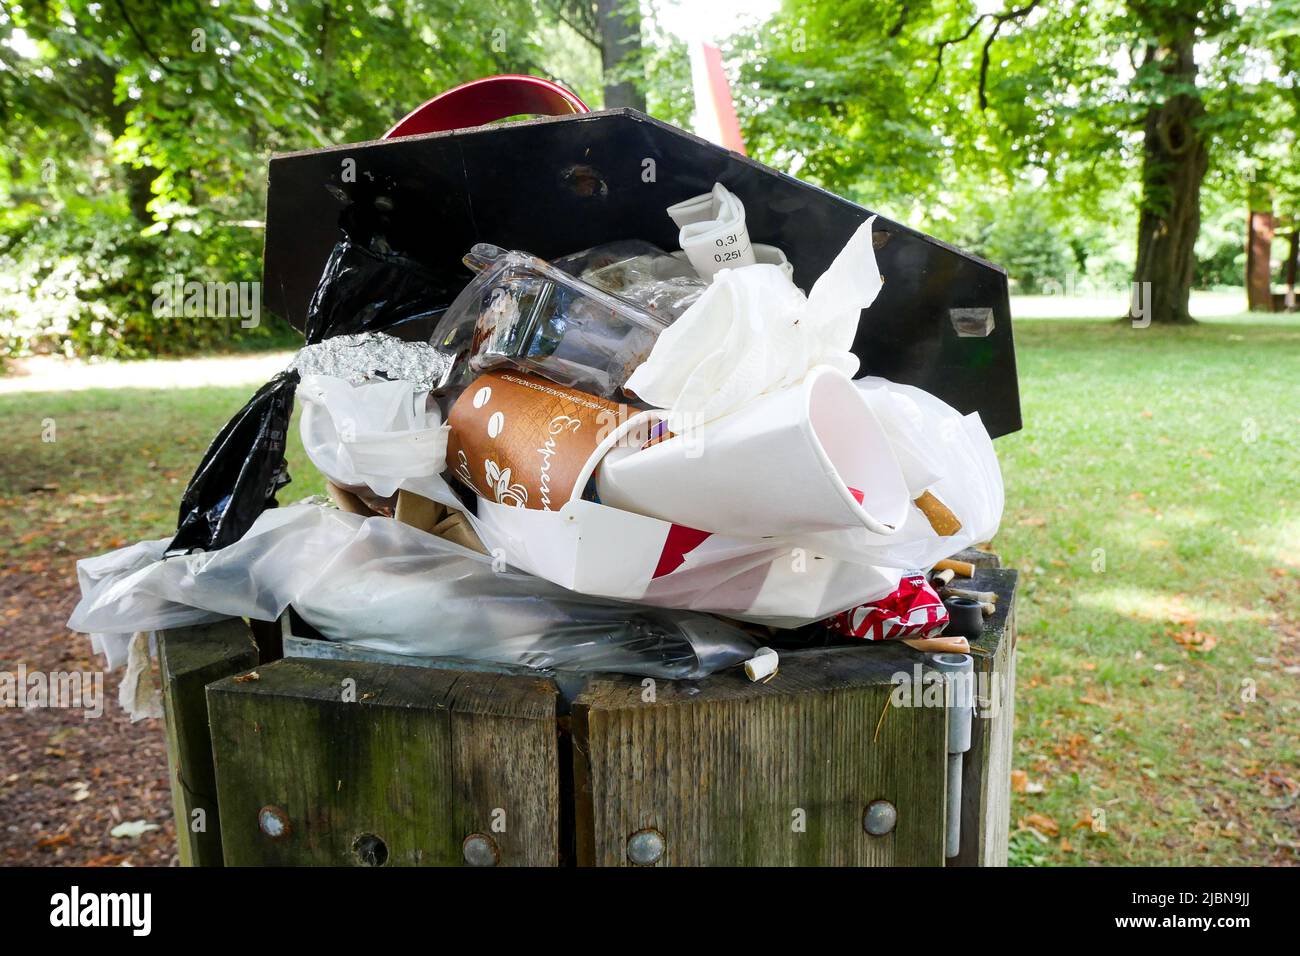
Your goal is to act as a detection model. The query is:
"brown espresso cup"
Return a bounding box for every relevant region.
[446,370,624,511]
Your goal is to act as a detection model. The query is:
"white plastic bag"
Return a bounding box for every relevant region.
[286,367,1000,627]
[68,503,758,680]
[72,536,223,669]
[297,373,449,500]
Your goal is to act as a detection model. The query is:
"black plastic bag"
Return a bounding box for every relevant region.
[168,239,452,553]
[303,241,452,344]
[168,371,298,553]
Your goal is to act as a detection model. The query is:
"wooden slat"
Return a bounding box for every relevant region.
[949,547,1002,570]
[952,567,1019,866]
[572,647,949,866]
[158,619,259,867]
[206,658,559,866]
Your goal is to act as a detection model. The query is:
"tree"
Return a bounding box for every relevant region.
[543,0,647,109]
[731,0,1300,322]
[0,0,585,356]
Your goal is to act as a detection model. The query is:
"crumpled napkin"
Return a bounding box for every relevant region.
[120,631,163,722]
[297,374,449,500]
[624,216,883,433]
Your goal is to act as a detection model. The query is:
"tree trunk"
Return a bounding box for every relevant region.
[594,0,646,110]
[1132,37,1208,324]
[1283,229,1298,311]
[88,57,157,226]
[1245,208,1275,311]
[124,164,157,225]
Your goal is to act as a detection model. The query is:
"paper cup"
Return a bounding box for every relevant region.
[743,647,779,682]
[447,370,627,511]
[595,365,910,537]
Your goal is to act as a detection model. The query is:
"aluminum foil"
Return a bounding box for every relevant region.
[291,332,454,392]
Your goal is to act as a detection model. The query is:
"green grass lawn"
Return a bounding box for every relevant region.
[997,319,1299,865]
[2,317,1297,865]
[1,387,326,560]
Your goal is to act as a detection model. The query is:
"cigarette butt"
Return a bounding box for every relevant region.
[932,568,956,587]
[903,636,970,654]
[980,601,995,617]
[914,491,963,536]
[934,558,976,578]
[945,586,997,604]
[744,647,779,682]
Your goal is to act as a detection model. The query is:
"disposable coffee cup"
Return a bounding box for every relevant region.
[595,365,910,537]
[447,370,627,511]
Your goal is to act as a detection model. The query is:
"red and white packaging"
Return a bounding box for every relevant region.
[826,571,948,641]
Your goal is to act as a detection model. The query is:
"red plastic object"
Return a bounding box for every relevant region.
[384,75,589,139]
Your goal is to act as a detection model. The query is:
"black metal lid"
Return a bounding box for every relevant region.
[262,109,1020,437]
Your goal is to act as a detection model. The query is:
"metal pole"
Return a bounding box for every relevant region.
[928,652,975,860]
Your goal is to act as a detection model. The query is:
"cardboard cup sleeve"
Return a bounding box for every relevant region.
[447,370,634,512]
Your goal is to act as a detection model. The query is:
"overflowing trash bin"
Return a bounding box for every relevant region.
[67,77,1022,867]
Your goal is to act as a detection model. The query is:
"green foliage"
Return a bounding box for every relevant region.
[0,0,603,359]
[4,0,1295,352]
[954,193,1076,295]
[946,183,1138,293]
[0,188,296,357]
[641,4,694,127]
[729,2,954,216]
[1194,192,1251,289]
[729,0,1300,295]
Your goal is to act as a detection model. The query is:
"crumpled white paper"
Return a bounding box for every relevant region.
[625,215,883,432]
[120,631,163,722]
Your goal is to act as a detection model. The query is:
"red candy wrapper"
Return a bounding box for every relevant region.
[827,571,948,641]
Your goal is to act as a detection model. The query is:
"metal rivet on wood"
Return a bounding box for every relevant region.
[257,804,291,840]
[462,833,500,867]
[626,828,665,865]
[863,800,898,836]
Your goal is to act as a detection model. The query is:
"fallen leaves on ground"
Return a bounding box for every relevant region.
[1019,813,1060,838]
[109,820,160,840]
[1172,628,1218,653]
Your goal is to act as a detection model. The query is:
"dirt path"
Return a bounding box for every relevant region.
[1,566,176,866]
[1,351,293,394]
[0,352,285,865]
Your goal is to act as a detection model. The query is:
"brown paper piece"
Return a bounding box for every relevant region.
[394,490,445,533]
[327,481,379,517]
[432,510,486,553]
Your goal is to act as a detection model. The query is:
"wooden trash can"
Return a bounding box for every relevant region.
[158,552,1016,867]
[152,94,1023,868]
